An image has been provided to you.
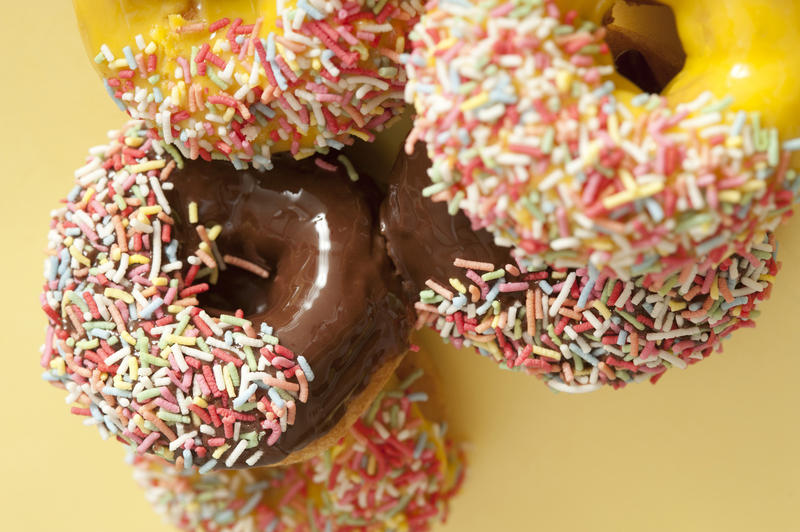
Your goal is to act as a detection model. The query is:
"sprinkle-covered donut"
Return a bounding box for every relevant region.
[382,144,779,392]
[73,0,421,168]
[41,121,411,469]
[405,0,800,276]
[132,365,463,531]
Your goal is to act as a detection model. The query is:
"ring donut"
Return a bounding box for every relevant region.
[382,143,779,392]
[132,361,464,531]
[41,121,411,469]
[405,0,800,277]
[73,0,420,168]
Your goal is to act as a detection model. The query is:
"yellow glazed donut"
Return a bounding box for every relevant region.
[405,0,800,278]
[73,0,421,168]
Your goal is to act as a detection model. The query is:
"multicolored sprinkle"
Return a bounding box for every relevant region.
[132,369,464,531]
[42,121,314,470]
[405,0,800,276]
[93,0,421,169]
[415,234,779,392]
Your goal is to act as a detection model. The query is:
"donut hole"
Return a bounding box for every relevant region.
[603,1,686,94]
[198,264,273,317]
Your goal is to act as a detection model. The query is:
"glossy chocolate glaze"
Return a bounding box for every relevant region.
[380,143,512,302]
[167,156,411,466]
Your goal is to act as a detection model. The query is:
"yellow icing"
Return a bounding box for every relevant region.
[560,0,800,139]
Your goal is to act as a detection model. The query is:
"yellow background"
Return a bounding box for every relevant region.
[2,2,799,531]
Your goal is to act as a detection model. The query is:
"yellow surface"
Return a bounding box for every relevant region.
[2,2,800,532]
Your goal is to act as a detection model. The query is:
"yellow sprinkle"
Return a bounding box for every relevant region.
[759,274,776,283]
[449,278,467,294]
[434,36,458,52]
[104,287,134,304]
[710,276,720,300]
[212,444,230,460]
[491,314,500,329]
[741,180,766,193]
[607,113,620,143]
[460,92,489,111]
[718,190,742,203]
[165,334,196,346]
[129,357,139,381]
[122,331,137,346]
[110,247,122,261]
[129,254,150,264]
[193,397,209,408]
[669,300,687,312]
[152,277,169,287]
[139,205,163,216]
[635,181,665,199]
[311,58,321,71]
[109,58,130,70]
[113,377,133,391]
[81,187,96,206]
[592,300,612,320]
[167,304,184,314]
[188,202,198,224]
[725,136,743,149]
[531,345,561,360]
[223,367,235,398]
[199,242,210,253]
[619,170,636,190]
[129,159,166,174]
[64,236,74,247]
[207,225,222,241]
[555,70,573,93]
[367,454,376,476]
[222,107,236,123]
[49,357,66,376]
[69,246,91,267]
[347,129,370,142]
[125,136,145,148]
[602,190,635,210]
[581,141,602,166]
[133,414,147,432]
[144,41,157,54]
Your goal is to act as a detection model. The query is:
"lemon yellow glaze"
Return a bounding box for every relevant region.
[560,0,800,140]
[72,0,418,166]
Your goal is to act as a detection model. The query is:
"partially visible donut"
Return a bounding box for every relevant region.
[405,0,800,277]
[73,0,421,168]
[132,362,464,532]
[41,121,411,469]
[382,144,780,392]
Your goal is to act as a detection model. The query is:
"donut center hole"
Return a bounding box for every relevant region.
[195,249,274,318]
[603,1,686,94]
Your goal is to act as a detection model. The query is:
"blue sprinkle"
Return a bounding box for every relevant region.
[46,256,59,281]
[153,87,164,103]
[784,137,800,151]
[731,111,747,136]
[66,185,83,202]
[88,328,111,340]
[254,103,276,119]
[239,492,262,516]
[103,80,127,111]
[538,280,554,295]
[326,139,344,150]
[183,448,193,469]
[721,296,748,311]
[644,199,664,223]
[122,46,137,69]
[102,386,132,398]
[297,356,314,382]
[577,264,598,309]
[224,330,233,346]
[267,388,285,409]
[102,414,118,434]
[260,322,274,336]
[266,34,276,62]
[407,392,429,402]
[616,329,628,346]
[215,510,235,524]
[128,302,138,321]
[166,240,179,263]
[233,383,258,409]
[297,0,326,20]
[476,279,504,314]
[139,297,164,320]
[569,343,599,366]
[198,458,218,474]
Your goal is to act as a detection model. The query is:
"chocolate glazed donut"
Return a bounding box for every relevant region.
[380,142,512,302]
[167,156,412,466]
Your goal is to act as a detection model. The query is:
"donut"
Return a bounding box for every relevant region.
[41,121,411,469]
[73,0,421,168]
[382,144,780,392]
[404,0,800,277]
[131,362,464,531]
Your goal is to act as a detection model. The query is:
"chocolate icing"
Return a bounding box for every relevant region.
[380,143,512,302]
[166,156,411,466]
